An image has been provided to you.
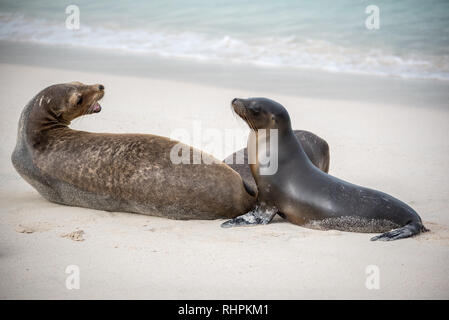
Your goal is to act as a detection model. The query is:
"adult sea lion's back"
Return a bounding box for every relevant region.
[12,82,255,220]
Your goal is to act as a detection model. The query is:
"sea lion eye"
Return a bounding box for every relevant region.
[77,95,83,105]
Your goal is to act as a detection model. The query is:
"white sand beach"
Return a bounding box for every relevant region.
[0,56,448,299]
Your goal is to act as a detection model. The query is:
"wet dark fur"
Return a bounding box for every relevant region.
[224,97,427,241]
[304,216,400,233]
[223,130,330,193]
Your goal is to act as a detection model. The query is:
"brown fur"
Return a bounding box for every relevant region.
[11,82,255,219]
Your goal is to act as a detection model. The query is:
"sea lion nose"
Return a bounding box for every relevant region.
[232,98,238,104]
[98,85,104,91]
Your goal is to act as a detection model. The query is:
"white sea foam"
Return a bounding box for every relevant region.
[1,12,448,80]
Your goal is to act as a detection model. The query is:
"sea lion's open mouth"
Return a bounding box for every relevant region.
[87,87,104,114]
[91,102,102,113]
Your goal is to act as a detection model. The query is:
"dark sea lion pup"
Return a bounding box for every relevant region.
[223,129,330,195]
[11,82,255,219]
[222,97,428,241]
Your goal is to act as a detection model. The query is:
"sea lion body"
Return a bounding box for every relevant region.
[11,83,255,219]
[223,97,427,241]
[223,130,330,193]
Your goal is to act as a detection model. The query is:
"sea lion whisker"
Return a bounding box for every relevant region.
[245,112,257,132]
[239,110,251,130]
[243,114,252,130]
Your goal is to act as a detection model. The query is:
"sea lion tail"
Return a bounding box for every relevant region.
[370,221,429,241]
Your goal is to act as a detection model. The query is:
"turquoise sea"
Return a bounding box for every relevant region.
[0,0,448,80]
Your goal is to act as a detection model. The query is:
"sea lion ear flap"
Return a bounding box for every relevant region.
[54,107,64,119]
[47,103,63,119]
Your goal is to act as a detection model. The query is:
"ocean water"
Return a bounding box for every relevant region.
[0,0,448,80]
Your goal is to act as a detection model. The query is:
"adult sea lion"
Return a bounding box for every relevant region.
[222,97,427,241]
[223,130,330,193]
[11,82,255,219]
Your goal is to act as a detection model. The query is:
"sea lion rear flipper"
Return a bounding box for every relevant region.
[370,221,428,241]
[221,205,277,228]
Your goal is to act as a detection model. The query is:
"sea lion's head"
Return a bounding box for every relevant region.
[231,97,291,131]
[34,82,105,124]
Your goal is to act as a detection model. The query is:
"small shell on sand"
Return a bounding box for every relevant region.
[61,230,85,242]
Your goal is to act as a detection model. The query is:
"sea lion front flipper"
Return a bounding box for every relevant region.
[221,205,277,228]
